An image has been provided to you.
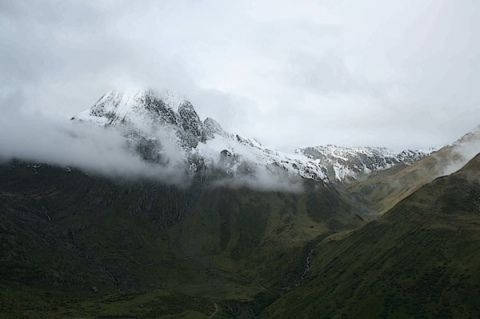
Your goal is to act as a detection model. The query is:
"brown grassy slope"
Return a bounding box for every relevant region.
[348,128,480,214]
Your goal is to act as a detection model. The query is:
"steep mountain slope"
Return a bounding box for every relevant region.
[347,126,480,214]
[297,145,429,182]
[264,154,480,318]
[0,160,363,318]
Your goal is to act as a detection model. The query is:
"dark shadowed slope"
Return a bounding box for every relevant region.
[0,160,363,318]
[264,154,480,319]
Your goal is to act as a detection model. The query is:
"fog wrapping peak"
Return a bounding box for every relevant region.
[0,90,326,191]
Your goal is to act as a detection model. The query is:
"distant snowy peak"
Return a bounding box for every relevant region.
[297,145,430,181]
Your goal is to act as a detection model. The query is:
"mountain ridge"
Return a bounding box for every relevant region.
[297,144,430,182]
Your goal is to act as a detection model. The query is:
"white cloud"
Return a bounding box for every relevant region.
[0,107,189,183]
[1,0,480,152]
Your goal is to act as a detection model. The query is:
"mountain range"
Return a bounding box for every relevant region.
[1,89,480,318]
[71,90,431,185]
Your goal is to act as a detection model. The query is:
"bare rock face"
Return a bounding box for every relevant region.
[178,101,206,148]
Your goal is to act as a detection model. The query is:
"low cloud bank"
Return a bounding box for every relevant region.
[209,164,305,193]
[441,136,480,176]
[0,110,189,184]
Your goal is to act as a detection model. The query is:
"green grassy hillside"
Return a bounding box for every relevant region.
[0,160,363,318]
[264,154,480,318]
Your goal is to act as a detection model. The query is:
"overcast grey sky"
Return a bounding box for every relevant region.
[1,0,480,151]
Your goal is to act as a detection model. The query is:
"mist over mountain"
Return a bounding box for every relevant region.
[0,105,188,184]
[2,1,480,318]
[0,89,448,192]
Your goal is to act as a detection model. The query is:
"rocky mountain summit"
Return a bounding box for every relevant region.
[73,90,209,149]
[72,90,329,184]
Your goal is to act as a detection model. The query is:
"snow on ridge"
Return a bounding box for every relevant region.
[296,144,430,181]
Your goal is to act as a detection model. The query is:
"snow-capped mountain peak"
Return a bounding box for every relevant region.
[71,90,332,184]
[72,90,428,185]
[73,89,208,148]
[73,89,184,127]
